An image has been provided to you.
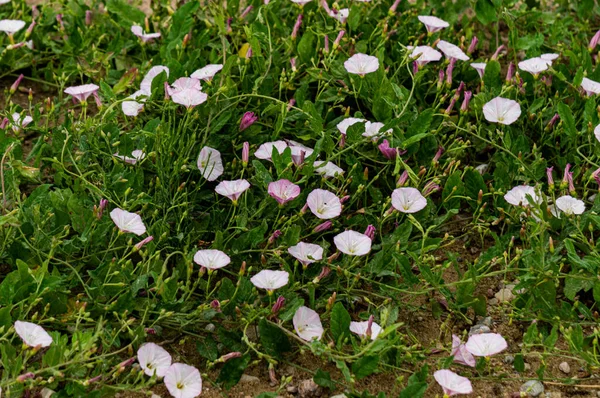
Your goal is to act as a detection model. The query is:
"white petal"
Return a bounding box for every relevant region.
[14,321,53,347]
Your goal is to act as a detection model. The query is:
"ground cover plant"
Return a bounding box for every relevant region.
[5,0,600,396]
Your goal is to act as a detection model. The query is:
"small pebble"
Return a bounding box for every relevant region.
[478,317,493,327]
[520,380,544,397]
[239,374,260,384]
[559,362,570,374]
[495,288,515,302]
[524,363,532,371]
[205,323,215,332]
[504,355,515,364]
[469,324,491,336]
[287,385,298,394]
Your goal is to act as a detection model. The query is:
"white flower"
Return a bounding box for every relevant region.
[504,185,540,207]
[110,208,147,235]
[197,146,224,181]
[250,270,290,291]
[410,45,442,66]
[137,343,172,378]
[465,333,507,357]
[518,57,551,76]
[255,141,288,161]
[470,62,486,78]
[555,195,585,215]
[329,8,349,23]
[343,54,380,76]
[64,84,100,102]
[314,161,344,178]
[336,117,365,135]
[334,230,372,256]
[363,121,391,139]
[475,164,489,174]
[483,97,521,125]
[14,321,53,348]
[168,77,206,108]
[191,64,224,82]
[349,320,382,340]
[11,112,32,132]
[131,25,161,42]
[433,370,473,396]
[418,15,449,33]
[122,90,147,117]
[140,66,169,94]
[268,179,301,205]
[0,19,25,34]
[287,140,314,165]
[581,77,600,96]
[215,179,251,202]
[540,53,559,62]
[293,307,324,341]
[436,40,470,61]
[193,249,230,270]
[391,187,427,213]
[288,242,324,266]
[291,0,312,4]
[114,149,146,165]
[168,77,202,94]
[164,363,202,398]
[307,189,342,219]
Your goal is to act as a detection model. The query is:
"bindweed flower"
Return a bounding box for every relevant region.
[314,266,331,283]
[391,187,427,213]
[437,40,469,61]
[307,189,342,219]
[242,142,250,166]
[17,372,35,382]
[378,139,404,160]
[131,25,161,42]
[288,242,324,266]
[451,335,476,367]
[324,35,330,52]
[110,208,147,235]
[217,352,241,363]
[491,44,506,60]
[215,179,251,203]
[11,112,33,132]
[465,333,507,357]
[292,0,312,4]
[268,179,301,205]
[240,5,253,19]
[14,320,53,347]
[251,270,290,291]
[271,295,285,314]
[433,146,444,164]
[581,77,600,96]
[288,140,314,165]
[268,230,282,244]
[293,306,324,341]
[422,182,441,197]
[541,53,559,63]
[290,57,297,72]
[518,57,551,77]
[97,198,108,219]
[555,195,585,215]
[56,14,65,30]
[0,19,26,36]
[434,370,473,396]
[190,64,223,82]
[210,300,221,311]
[470,62,486,78]
[467,36,478,54]
[547,167,555,190]
[350,319,382,340]
[134,236,154,251]
[418,15,449,33]
[291,14,302,40]
[255,141,288,161]
[445,58,456,85]
[337,117,365,135]
[239,111,258,131]
[226,17,233,33]
[193,250,230,270]
[389,0,401,13]
[409,46,442,67]
[313,221,332,233]
[64,84,100,103]
[137,343,172,378]
[328,8,349,23]
[85,10,92,26]
[114,149,146,165]
[591,30,600,51]
[506,62,515,82]
[168,78,207,109]
[93,91,102,108]
[334,230,372,256]
[504,185,540,207]
[314,161,344,178]
[10,74,24,94]
[547,113,560,130]
[460,91,472,112]
[344,53,379,76]
[122,90,147,117]
[363,121,392,140]
[562,163,572,189]
[397,170,409,187]
[483,97,521,125]
[140,65,169,93]
[364,225,376,240]
[164,363,202,398]
[197,146,224,182]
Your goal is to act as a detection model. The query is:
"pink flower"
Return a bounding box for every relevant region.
[391,188,427,213]
[378,139,403,160]
[64,84,99,103]
[215,179,251,203]
[313,221,332,233]
[483,97,521,125]
[344,53,379,76]
[307,189,342,219]
[164,363,202,398]
[333,30,345,49]
[364,225,376,240]
[546,167,554,189]
[193,249,230,270]
[271,295,285,314]
[467,36,478,54]
[465,333,507,357]
[239,112,258,131]
[131,25,161,42]
[506,62,515,82]
[268,179,301,205]
[410,46,442,67]
[85,10,92,26]
[460,91,472,112]
[436,40,469,61]
[470,63,486,78]
[334,230,371,256]
[10,74,24,94]
[137,343,172,377]
[291,14,302,40]
[451,335,476,367]
[288,242,323,266]
[242,141,250,166]
[197,146,224,181]
[350,319,382,340]
[240,5,253,19]
[168,78,207,108]
[434,369,473,396]
[293,306,324,341]
[255,141,288,161]
[110,208,147,235]
[14,321,52,347]
[251,270,289,291]
[417,15,449,33]
[190,64,223,82]
[591,29,600,50]
[134,235,154,250]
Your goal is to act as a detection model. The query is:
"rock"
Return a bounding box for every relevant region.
[285,365,297,376]
[478,317,493,327]
[41,389,56,398]
[524,363,532,371]
[239,374,260,384]
[330,395,347,398]
[596,391,600,398]
[504,355,515,364]
[495,288,515,303]
[487,288,495,298]
[520,380,544,397]
[489,298,498,305]
[287,385,298,394]
[205,323,215,332]
[545,392,562,398]
[469,324,491,335]
[559,362,570,374]
[298,379,321,398]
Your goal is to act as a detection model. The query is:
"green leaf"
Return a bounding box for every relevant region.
[399,365,428,398]
[513,353,525,372]
[352,355,379,379]
[278,297,304,322]
[335,360,353,383]
[483,60,502,92]
[297,31,316,63]
[217,354,251,389]
[314,369,336,389]
[251,160,273,188]
[558,102,577,138]
[407,109,433,138]
[330,303,351,344]
[475,0,497,24]
[196,338,219,361]
[258,318,291,357]
[442,171,464,210]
